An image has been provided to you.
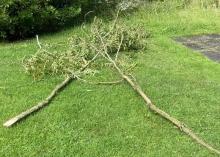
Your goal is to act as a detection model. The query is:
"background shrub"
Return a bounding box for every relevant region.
[0,0,90,40]
[0,0,143,40]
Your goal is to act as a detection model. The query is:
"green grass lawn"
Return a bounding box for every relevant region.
[1,3,220,157]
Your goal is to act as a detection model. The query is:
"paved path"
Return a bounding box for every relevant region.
[176,34,220,62]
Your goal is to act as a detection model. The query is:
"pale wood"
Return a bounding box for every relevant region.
[3,77,72,127]
[3,53,100,127]
[95,24,220,154]
[36,35,42,49]
[108,58,220,155]
[122,75,220,155]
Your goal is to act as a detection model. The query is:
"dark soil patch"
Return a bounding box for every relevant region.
[175,34,220,62]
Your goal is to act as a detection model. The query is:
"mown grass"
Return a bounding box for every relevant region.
[1,2,220,156]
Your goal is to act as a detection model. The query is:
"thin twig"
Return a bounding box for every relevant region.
[77,77,123,85]
[104,9,121,38]
[84,11,95,23]
[36,35,42,49]
[115,34,124,61]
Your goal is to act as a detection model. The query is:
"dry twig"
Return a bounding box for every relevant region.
[36,35,42,49]
[115,34,124,61]
[77,77,123,85]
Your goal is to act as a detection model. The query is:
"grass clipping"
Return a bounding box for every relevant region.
[23,18,148,79]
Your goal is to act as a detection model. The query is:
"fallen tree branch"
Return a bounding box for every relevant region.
[4,16,220,155]
[96,23,220,154]
[102,51,220,155]
[3,52,100,127]
[123,74,220,155]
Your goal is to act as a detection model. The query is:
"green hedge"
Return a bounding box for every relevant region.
[0,0,90,40]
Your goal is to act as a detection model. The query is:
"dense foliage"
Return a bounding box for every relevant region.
[23,18,148,79]
[0,0,90,40]
[0,0,145,40]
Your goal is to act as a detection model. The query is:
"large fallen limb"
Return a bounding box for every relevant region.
[3,53,100,127]
[122,74,220,155]
[102,52,220,155]
[92,20,220,154]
